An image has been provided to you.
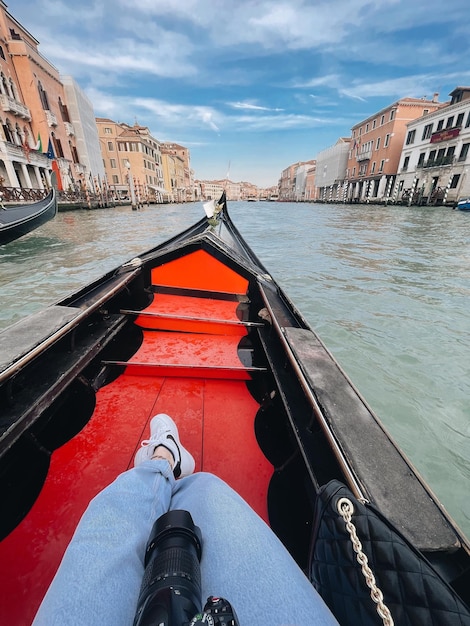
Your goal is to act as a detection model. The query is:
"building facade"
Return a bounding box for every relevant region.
[160,142,193,201]
[395,87,470,205]
[97,118,164,203]
[346,96,444,202]
[61,75,105,187]
[315,137,350,201]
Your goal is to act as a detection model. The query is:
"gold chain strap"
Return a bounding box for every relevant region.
[336,497,395,626]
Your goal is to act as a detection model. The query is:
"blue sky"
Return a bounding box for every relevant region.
[10,0,470,187]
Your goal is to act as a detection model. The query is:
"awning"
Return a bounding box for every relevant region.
[147,184,168,193]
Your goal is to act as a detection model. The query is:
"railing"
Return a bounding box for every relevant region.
[0,186,48,202]
[357,148,372,162]
[45,110,58,127]
[417,155,455,168]
[0,93,31,120]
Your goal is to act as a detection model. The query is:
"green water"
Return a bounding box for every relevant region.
[1,201,469,538]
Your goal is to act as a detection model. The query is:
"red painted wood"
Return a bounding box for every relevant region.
[151,249,249,294]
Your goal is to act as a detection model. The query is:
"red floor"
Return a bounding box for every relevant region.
[0,249,273,625]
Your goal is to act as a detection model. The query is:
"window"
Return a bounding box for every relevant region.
[418,153,425,166]
[0,46,4,60]
[459,143,470,161]
[446,116,454,129]
[112,175,119,184]
[456,112,465,127]
[104,127,112,134]
[38,81,50,110]
[406,130,416,145]
[446,146,455,158]
[58,97,70,122]
[380,115,385,125]
[107,141,114,151]
[390,109,396,121]
[371,161,376,173]
[422,123,433,140]
[376,137,381,150]
[423,109,429,115]
[428,149,436,162]
[110,158,116,168]
[372,119,376,129]
[402,156,410,170]
[384,134,390,147]
[466,113,470,128]
[436,119,444,131]
[450,174,460,188]
[379,159,385,172]
[366,123,369,132]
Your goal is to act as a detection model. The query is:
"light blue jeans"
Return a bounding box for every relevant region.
[33,461,337,626]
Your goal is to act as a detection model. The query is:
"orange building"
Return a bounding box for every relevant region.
[97,118,165,204]
[160,143,193,201]
[0,4,81,191]
[346,95,444,202]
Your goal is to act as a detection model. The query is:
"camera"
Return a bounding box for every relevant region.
[133,510,239,626]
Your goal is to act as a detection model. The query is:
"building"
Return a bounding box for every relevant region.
[160,142,193,201]
[160,144,185,202]
[0,3,85,192]
[97,118,165,203]
[346,95,444,202]
[61,76,105,188]
[279,160,316,201]
[396,87,470,205]
[315,138,350,201]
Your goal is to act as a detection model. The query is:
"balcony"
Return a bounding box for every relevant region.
[0,93,31,120]
[46,110,58,127]
[357,148,372,162]
[417,155,455,169]
[64,121,75,136]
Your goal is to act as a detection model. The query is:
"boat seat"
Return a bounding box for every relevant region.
[283,327,460,553]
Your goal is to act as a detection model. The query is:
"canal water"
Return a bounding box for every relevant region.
[1,200,469,539]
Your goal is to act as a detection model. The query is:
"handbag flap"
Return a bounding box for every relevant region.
[309,480,470,626]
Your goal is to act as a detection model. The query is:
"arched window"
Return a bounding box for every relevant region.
[0,73,7,96]
[2,119,13,143]
[9,78,19,101]
[14,123,23,145]
[58,97,70,122]
[38,81,50,110]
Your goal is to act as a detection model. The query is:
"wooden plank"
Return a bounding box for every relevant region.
[0,305,80,373]
[283,326,459,552]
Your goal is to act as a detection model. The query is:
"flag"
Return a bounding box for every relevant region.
[46,138,55,159]
[34,133,42,152]
[23,140,31,162]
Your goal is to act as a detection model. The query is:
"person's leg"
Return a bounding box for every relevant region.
[33,460,174,626]
[171,473,338,626]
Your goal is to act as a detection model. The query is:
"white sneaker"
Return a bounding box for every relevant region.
[134,413,195,478]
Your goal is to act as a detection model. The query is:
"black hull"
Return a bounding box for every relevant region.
[0,189,57,244]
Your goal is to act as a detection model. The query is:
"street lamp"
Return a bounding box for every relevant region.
[124,159,137,210]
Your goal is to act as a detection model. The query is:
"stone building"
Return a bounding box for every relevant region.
[396,87,470,205]
[346,95,444,202]
[315,137,350,201]
[96,118,165,203]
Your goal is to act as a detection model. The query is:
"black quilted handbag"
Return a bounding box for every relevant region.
[309,480,470,625]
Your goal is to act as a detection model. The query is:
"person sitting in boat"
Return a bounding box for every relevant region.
[32,414,338,626]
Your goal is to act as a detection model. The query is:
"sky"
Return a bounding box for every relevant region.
[9,0,470,187]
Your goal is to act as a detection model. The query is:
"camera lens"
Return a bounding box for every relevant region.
[133,510,203,626]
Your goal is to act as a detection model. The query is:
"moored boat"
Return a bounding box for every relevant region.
[457,197,470,211]
[0,193,469,624]
[0,189,57,245]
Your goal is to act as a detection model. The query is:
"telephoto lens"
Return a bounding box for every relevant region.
[133,509,203,626]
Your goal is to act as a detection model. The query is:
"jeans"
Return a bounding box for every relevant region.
[33,461,338,626]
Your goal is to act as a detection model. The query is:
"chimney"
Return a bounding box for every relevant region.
[432,92,439,102]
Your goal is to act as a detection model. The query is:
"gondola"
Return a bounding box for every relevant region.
[0,193,469,625]
[0,189,57,245]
